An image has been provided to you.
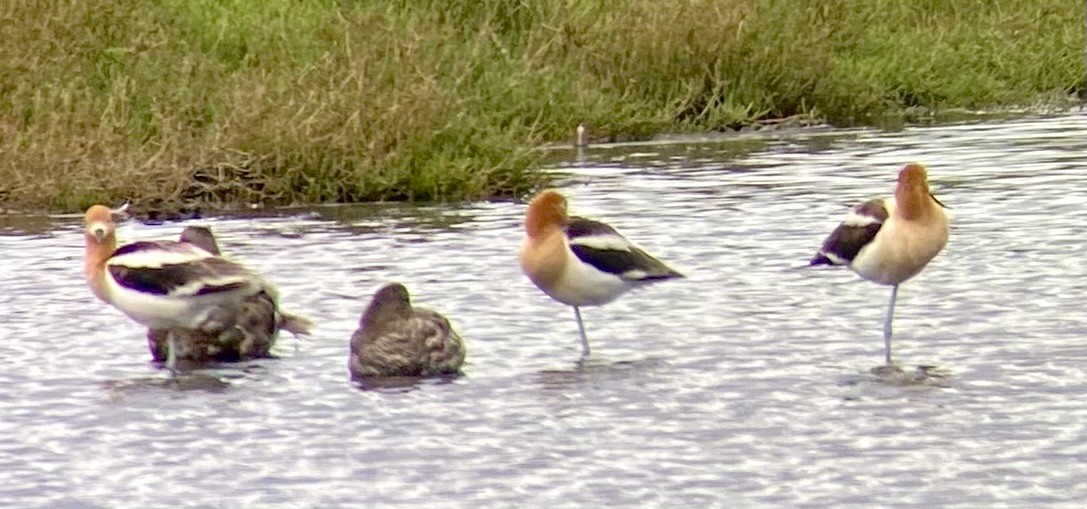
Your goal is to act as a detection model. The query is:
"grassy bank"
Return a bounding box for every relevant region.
[1,0,1082,212]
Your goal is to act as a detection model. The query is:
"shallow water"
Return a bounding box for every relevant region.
[1,111,1085,508]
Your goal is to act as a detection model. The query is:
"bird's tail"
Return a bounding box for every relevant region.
[279,309,315,337]
[809,253,835,267]
[788,252,840,271]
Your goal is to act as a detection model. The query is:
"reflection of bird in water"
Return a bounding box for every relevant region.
[575,124,588,163]
[810,163,950,365]
[349,283,465,379]
[83,205,312,374]
[519,190,683,358]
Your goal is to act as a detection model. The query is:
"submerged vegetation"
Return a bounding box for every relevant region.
[0,0,1082,212]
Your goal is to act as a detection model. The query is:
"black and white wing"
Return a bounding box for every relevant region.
[565,216,683,281]
[811,198,889,266]
[107,241,259,298]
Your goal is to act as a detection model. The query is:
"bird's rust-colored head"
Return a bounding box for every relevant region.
[83,204,116,245]
[83,204,120,301]
[897,163,930,189]
[895,163,944,220]
[524,190,569,238]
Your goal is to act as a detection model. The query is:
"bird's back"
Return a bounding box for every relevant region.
[349,309,464,378]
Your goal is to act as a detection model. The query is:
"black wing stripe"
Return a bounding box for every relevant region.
[566,216,682,280]
[109,265,185,295]
[565,216,621,239]
[193,281,251,296]
[569,244,644,277]
[567,216,640,276]
[108,257,253,297]
[812,198,887,266]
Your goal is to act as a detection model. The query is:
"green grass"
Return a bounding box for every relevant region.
[0,0,1082,212]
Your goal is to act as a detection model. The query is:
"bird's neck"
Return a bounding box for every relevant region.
[895,184,936,221]
[525,205,565,240]
[519,228,567,289]
[84,234,116,302]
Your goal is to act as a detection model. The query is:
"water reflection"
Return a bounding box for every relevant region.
[535,357,670,391]
[855,364,955,388]
[352,374,463,393]
[101,373,234,398]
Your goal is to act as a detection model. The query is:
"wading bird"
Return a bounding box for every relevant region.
[519,190,683,357]
[810,163,950,365]
[83,206,312,373]
[349,283,465,378]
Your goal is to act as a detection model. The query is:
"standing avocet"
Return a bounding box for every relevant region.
[519,190,684,357]
[145,226,310,363]
[349,282,465,379]
[83,205,311,373]
[810,163,950,365]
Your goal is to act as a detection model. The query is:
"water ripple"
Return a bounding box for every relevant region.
[1,112,1085,507]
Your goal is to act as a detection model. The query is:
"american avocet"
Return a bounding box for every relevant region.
[810,163,950,365]
[145,226,310,363]
[83,206,312,373]
[519,190,684,357]
[349,283,465,378]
